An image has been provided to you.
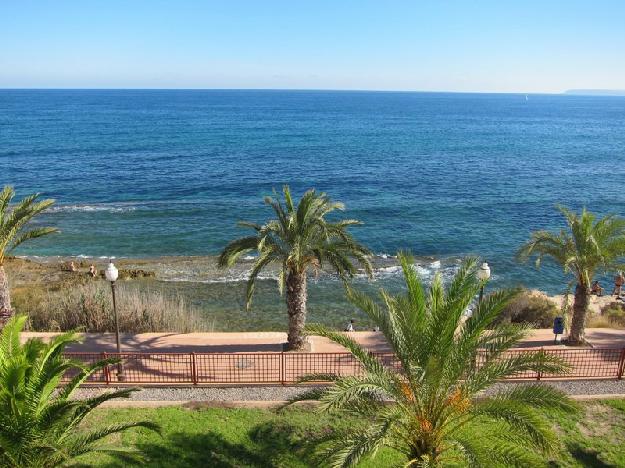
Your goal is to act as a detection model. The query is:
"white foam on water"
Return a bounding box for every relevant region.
[49,203,138,213]
[373,265,403,277]
[158,259,462,285]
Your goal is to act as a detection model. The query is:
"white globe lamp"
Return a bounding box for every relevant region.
[477,262,491,304]
[105,261,119,282]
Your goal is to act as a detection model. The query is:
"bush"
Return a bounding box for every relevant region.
[497,289,559,328]
[14,281,214,333]
[596,303,625,328]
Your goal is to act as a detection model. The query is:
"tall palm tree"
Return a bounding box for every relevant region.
[219,186,372,351]
[517,206,625,345]
[0,315,159,467]
[0,186,58,324]
[290,254,574,467]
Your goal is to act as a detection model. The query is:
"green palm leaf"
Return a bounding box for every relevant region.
[219,185,372,350]
[0,186,58,324]
[518,206,625,344]
[295,254,576,467]
[0,315,159,467]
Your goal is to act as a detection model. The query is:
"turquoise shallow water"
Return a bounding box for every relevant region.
[2,90,625,302]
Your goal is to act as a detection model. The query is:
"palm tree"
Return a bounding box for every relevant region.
[517,206,625,345]
[290,254,574,467]
[0,315,159,467]
[0,186,58,324]
[219,186,372,351]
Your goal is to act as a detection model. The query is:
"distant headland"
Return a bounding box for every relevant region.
[564,89,625,96]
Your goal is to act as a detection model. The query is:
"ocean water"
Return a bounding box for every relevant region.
[2,90,625,329]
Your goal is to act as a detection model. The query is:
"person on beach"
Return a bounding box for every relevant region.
[66,261,77,272]
[88,264,97,278]
[613,272,624,297]
[591,281,604,296]
[344,319,355,332]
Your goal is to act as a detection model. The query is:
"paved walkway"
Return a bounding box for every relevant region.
[23,329,625,385]
[23,328,625,353]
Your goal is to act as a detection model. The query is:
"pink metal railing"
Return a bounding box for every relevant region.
[62,347,625,385]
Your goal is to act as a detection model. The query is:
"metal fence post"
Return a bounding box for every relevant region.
[280,352,286,385]
[191,352,198,385]
[536,348,543,381]
[618,348,625,380]
[102,352,111,385]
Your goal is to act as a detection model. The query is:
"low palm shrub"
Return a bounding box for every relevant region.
[293,254,576,467]
[0,315,159,467]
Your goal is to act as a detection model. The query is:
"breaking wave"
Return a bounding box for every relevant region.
[48,203,139,213]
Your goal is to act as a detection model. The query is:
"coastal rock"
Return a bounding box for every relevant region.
[98,269,155,280]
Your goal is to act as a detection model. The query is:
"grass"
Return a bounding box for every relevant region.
[72,406,401,467]
[69,399,625,467]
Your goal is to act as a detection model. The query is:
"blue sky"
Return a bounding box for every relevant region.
[1,0,624,92]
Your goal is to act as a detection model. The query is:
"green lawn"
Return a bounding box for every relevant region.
[72,399,625,467]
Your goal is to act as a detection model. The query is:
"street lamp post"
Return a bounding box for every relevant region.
[105,261,124,381]
[477,262,491,304]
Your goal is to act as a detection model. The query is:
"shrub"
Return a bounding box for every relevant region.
[595,303,625,328]
[497,289,559,328]
[14,281,214,333]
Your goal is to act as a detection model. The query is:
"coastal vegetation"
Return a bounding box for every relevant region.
[0,315,159,467]
[4,257,211,333]
[293,253,573,467]
[496,289,559,328]
[16,281,212,333]
[590,302,625,328]
[0,186,57,325]
[219,186,372,350]
[517,206,625,345]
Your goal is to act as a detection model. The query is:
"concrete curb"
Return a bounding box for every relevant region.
[99,400,317,409]
[98,394,625,409]
[570,393,625,401]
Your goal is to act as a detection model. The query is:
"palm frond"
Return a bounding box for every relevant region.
[302,251,575,467]
[0,315,158,465]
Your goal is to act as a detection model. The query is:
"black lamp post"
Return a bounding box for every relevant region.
[105,260,124,381]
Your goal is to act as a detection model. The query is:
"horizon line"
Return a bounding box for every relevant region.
[0,87,565,95]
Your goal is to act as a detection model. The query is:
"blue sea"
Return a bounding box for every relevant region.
[2,90,625,328]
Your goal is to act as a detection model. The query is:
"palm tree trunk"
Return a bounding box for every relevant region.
[568,283,589,345]
[285,269,308,351]
[0,265,13,326]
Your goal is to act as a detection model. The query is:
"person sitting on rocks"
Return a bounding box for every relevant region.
[344,319,355,332]
[88,264,97,278]
[613,272,624,297]
[591,281,604,296]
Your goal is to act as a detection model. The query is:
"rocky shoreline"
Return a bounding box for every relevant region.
[7,256,624,333]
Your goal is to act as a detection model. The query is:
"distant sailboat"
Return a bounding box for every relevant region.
[525,94,529,101]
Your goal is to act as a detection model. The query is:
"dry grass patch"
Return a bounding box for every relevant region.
[14,281,214,333]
